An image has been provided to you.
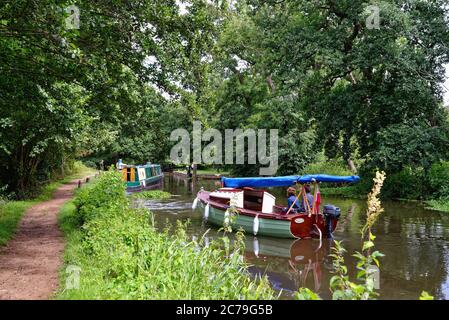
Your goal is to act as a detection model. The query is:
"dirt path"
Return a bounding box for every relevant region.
[0,179,85,300]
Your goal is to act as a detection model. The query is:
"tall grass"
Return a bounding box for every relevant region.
[0,162,96,247]
[0,201,32,246]
[57,170,275,300]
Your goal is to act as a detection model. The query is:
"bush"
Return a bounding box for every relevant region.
[301,158,353,176]
[0,185,9,206]
[74,169,127,223]
[428,161,449,199]
[381,167,425,200]
[82,160,98,169]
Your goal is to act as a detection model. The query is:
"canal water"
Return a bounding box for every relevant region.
[139,175,449,300]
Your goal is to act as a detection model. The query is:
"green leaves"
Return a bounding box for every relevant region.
[233,0,449,173]
[362,240,375,251]
[296,288,322,300]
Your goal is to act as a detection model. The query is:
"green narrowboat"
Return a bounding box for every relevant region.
[117,159,164,192]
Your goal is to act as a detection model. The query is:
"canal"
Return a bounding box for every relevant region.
[137,175,449,300]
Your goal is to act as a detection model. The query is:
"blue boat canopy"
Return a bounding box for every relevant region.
[221,174,360,188]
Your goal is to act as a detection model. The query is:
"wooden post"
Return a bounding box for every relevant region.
[191,163,198,194]
[192,163,197,181]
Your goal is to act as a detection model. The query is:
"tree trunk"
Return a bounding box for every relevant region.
[347,159,357,173]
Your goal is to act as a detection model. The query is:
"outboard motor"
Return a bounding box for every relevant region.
[323,205,341,238]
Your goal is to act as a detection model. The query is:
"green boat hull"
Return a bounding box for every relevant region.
[207,206,295,239]
[126,175,163,191]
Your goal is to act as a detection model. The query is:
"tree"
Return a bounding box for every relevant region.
[0,0,221,196]
[237,0,449,172]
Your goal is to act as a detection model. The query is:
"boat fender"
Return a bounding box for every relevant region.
[253,237,259,258]
[204,203,210,221]
[253,215,260,236]
[224,209,230,226]
[192,197,199,210]
[313,224,323,250]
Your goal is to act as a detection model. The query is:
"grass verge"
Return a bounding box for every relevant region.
[130,190,172,200]
[425,199,449,213]
[57,170,275,300]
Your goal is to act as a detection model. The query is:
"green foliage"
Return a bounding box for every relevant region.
[327,237,384,300]
[296,288,322,300]
[131,190,172,200]
[0,0,221,196]
[428,162,449,200]
[59,170,275,299]
[425,200,449,213]
[367,124,449,173]
[319,186,365,199]
[74,169,127,223]
[223,0,449,177]
[322,164,449,202]
[301,157,353,177]
[381,167,425,200]
[2,0,449,204]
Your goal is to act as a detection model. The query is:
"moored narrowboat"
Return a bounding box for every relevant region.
[117,159,164,192]
[193,175,360,239]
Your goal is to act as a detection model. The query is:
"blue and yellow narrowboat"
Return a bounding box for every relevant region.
[117,159,164,192]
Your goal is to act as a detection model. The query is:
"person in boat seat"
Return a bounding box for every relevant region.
[286,187,300,213]
[300,185,314,214]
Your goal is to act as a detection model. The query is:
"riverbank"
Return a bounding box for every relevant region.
[57,170,275,300]
[173,169,229,180]
[302,159,449,213]
[425,200,449,212]
[320,186,449,213]
[0,163,97,247]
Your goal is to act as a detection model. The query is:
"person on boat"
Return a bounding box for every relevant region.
[286,187,300,213]
[300,185,314,213]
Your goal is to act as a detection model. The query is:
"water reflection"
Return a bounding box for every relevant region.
[138,174,449,300]
[246,238,332,298]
